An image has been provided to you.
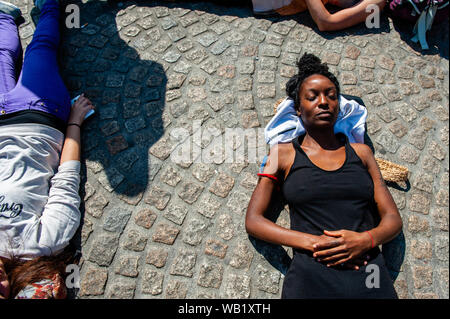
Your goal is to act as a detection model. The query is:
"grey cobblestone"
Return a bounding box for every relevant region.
[152,223,180,245]
[85,193,109,218]
[216,214,235,241]
[223,273,251,298]
[123,229,148,252]
[165,280,188,299]
[170,250,197,277]
[134,208,157,229]
[164,205,188,225]
[103,208,132,233]
[145,186,171,210]
[79,263,108,296]
[142,269,164,295]
[146,248,169,268]
[105,277,136,299]
[229,242,253,269]
[255,265,281,294]
[115,255,140,277]
[196,193,221,218]
[197,261,224,288]
[183,218,209,246]
[178,182,204,204]
[88,232,120,266]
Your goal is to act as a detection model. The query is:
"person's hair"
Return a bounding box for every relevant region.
[286,53,340,111]
[2,246,78,299]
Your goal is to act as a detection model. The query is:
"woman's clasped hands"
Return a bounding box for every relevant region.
[312,230,374,270]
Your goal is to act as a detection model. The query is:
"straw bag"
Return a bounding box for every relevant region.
[272,99,409,183]
[374,158,409,183]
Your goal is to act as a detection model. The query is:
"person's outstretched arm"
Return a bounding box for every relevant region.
[60,94,94,164]
[36,95,94,253]
[305,0,386,31]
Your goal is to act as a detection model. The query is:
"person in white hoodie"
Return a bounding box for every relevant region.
[0,0,94,299]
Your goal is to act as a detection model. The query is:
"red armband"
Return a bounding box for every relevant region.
[257,173,278,182]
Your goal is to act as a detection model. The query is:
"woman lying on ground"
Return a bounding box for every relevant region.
[252,0,386,31]
[245,53,402,299]
[0,0,94,299]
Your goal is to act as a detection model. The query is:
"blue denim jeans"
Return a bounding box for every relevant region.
[0,0,71,122]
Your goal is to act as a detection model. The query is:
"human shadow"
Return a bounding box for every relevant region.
[248,94,407,281]
[55,0,169,274]
[59,0,262,274]
[59,0,274,202]
[59,0,170,201]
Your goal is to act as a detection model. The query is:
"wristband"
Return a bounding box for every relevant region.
[257,173,278,182]
[67,123,81,128]
[366,231,375,248]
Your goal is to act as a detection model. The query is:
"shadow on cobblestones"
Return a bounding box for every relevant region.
[60,0,168,199]
[57,1,170,256]
[58,0,276,200]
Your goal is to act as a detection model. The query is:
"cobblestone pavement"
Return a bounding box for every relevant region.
[12,0,449,298]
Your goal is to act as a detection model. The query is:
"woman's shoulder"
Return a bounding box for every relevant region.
[267,142,296,174]
[269,142,295,157]
[349,142,374,166]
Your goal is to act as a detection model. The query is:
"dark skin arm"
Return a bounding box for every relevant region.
[312,143,403,267]
[246,144,349,253]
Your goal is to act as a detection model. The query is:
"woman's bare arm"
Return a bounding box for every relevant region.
[305,0,386,31]
[357,144,403,246]
[245,144,330,252]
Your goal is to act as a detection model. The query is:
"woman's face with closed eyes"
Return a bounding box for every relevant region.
[0,258,10,299]
[297,74,339,129]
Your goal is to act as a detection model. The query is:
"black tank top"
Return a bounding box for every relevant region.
[280,133,397,299]
[282,133,379,242]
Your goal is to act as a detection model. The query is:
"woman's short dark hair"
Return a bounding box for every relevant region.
[286,53,340,111]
